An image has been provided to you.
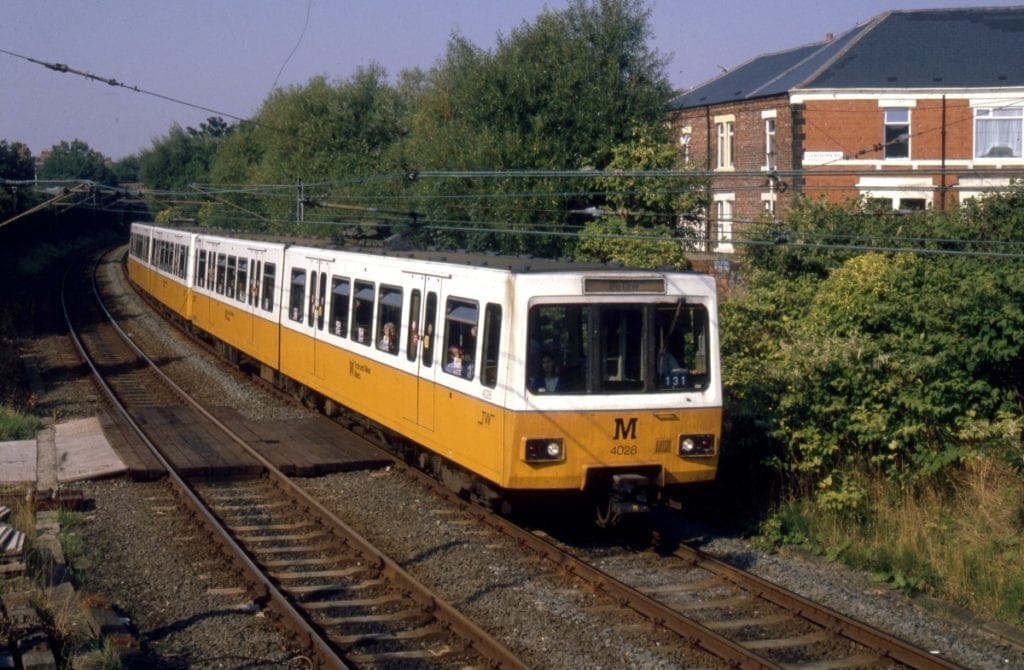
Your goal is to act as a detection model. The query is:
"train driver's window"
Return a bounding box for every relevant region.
[288,269,305,322]
[352,280,375,346]
[329,276,350,337]
[654,301,710,391]
[600,306,644,390]
[196,250,207,289]
[443,298,478,380]
[527,304,589,394]
[262,263,276,312]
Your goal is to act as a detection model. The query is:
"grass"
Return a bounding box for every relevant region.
[0,404,41,440]
[757,454,1024,627]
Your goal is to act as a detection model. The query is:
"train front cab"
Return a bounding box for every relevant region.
[504,272,722,524]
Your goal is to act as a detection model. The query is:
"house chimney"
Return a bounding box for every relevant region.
[825,32,834,42]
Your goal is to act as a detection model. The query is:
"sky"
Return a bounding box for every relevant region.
[3,0,1022,161]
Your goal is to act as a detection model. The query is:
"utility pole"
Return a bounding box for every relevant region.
[297,180,305,223]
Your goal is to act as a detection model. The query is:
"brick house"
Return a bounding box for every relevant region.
[668,7,1024,254]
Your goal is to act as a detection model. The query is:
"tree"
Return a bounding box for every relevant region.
[575,126,707,268]
[37,139,116,184]
[0,140,35,216]
[206,68,408,232]
[396,0,677,256]
[0,140,34,181]
[112,155,141,185]
[139,117,233,192]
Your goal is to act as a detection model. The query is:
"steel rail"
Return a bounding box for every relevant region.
[672,545,960,670]
[62,258,353,668]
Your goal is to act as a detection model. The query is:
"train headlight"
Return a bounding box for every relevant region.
[524,438,565,463]
[678,434,715,457]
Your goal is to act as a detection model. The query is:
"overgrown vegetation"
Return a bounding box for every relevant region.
[722,191,1024,624]
[0,406,40,440]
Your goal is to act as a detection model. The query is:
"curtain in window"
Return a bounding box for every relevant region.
[975,109,1022,158]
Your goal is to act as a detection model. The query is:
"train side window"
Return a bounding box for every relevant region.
[226,256,237,299]
[249,260,260,306]
[316,272,327,330]
[216,254,227,295]
[330,276,350,337]
[376,285,402,355]
[406,290,421,362]
[352,280,375,346]
[289,268,306,322]
[176,243,187,279]
[481,303,502,388]
[236,258,248,303]
[422,292,437,368]
[307,271,318,327]
[262,262,276,312]
[196,250,207,289]
[443,297,478,380]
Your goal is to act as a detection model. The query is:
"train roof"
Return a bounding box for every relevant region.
[135,223,700,276]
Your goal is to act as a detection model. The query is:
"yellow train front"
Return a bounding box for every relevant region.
[128,223,722,524]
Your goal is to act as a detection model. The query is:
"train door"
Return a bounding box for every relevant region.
[243,252,262,349]
[307,258,332,380]
[401,275,440,430]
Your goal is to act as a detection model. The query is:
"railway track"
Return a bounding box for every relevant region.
[64,253,528,669]
[366,442,963,669]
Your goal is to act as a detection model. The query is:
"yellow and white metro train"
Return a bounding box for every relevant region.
[127,222,722,523]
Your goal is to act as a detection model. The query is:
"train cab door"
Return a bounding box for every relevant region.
[307,258,332,381]
[401,276,441,431]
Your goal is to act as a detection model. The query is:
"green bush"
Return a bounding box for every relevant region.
[722,195,1024,510]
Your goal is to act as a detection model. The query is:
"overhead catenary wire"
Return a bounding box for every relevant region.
[0,47,255,126]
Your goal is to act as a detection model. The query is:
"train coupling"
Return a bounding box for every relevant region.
[597,473,652,527]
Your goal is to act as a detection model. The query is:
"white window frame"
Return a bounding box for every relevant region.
[957,177,1012,202]
[715,114,735,170]
[973,107,1023,160]
[883,108,910,160]
[762,109,777,170]
[857,177,933,210]
[713,193,735,253]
